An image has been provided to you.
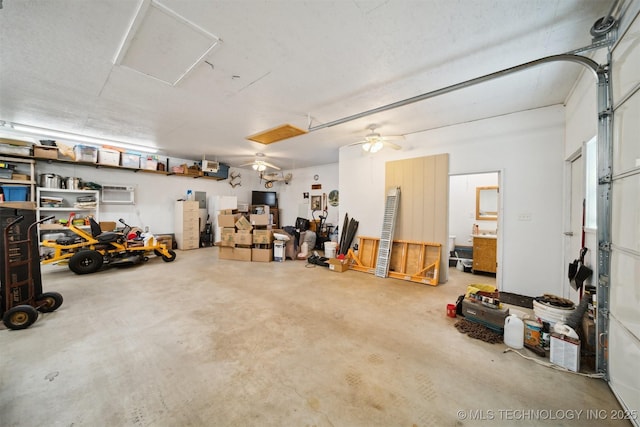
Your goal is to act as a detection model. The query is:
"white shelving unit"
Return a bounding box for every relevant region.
[0,155,36,203]
[36,187,100,243]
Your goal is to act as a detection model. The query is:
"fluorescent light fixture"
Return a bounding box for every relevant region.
[3,122,158,153]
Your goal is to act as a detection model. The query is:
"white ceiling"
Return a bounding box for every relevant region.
[0,0,612,170]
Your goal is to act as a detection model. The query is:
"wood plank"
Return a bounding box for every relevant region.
[350,236,441,285]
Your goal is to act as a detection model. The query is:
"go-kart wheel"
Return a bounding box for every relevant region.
[35,292,64,313]
[162,249,177,262]
[3,305,39,330]
[154,249,162,257]
[69,250,104,274]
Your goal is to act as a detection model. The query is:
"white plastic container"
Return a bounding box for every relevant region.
[324,241,337,258]
[504,314,524,349]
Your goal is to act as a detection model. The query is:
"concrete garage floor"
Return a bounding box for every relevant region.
[0,248,629,427]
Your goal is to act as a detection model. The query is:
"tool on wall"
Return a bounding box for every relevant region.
[568,199,592,295]
[229,171,241,188]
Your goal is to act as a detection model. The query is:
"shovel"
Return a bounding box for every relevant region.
[569,247,592,291]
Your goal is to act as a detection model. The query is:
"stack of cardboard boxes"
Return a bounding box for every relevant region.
[217,205,275,262]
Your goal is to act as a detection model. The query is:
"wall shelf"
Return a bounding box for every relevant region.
[2,153,229,181]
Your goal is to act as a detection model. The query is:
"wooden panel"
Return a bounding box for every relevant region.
[385,154,449,282]
[349,236,441,286]
[389,241,408,273]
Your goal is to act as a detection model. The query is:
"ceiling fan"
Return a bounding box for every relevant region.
[349,124,404,153]
[238,153,281,171]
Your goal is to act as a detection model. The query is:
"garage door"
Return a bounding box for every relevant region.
[607,10,640,424]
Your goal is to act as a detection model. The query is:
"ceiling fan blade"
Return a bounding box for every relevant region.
[347,140,366,147]
[238,162,255,167]
[384,141,402,150]
[263,161,281,170]
[382,135,405,141]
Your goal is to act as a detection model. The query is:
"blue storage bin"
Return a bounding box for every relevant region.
[1,185,29,201]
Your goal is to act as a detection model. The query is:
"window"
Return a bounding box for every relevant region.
[585,136,597,229]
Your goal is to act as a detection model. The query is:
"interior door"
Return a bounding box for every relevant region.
[607,10,640,424]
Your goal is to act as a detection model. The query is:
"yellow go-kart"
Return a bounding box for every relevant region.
[41,215,176,274]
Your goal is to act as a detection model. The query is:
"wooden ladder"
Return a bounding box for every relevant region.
[375,187,400,278]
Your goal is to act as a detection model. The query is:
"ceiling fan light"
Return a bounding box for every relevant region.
[252,164,259,170]
[257,164,266,172]
[370,141,384,153]
[362,142,372,152]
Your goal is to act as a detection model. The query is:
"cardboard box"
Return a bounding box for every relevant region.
[252,248,273,262]
[329,258,350,272]
[12,173,28,181]
[219,246,235,260]
[98,148,120,166]
[233,247,252,261]
[235,216,253,231]
[234,231,253,246]
[155,234,173,249]
[253,229,273,244]
[99,221,117,232]
[218,214,241,228]
[121,153,140,168]
[33,145,58,159]
[250,213,270,226]
[550,333,580,372]
[181,163,202,176]
[220,228,235,247]
[221,209,236,215]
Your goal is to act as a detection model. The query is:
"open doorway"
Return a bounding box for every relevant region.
[449,172,501,286]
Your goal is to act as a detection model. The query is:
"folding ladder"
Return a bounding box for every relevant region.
[375,187,400,278]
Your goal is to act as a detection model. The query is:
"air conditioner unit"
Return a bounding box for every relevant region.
[102,185,135,204]
[201,160,219,173]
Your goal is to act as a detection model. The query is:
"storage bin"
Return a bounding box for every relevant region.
[140,156,158,170]
[121,153,140,168]
[98,148,120,166]
[74,145,98,163]
[1,185,29,201]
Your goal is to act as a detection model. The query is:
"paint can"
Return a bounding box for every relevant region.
[524,320,543,347]
[447,304,457,318]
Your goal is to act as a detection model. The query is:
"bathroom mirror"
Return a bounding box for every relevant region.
[476,186,498,220]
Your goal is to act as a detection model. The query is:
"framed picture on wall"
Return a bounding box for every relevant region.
[311,195,322,210]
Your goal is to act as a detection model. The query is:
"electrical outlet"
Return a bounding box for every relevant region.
[518,213,532,221]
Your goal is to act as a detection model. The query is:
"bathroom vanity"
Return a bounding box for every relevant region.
[472,235,497,274]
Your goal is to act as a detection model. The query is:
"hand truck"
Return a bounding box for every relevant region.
[2,214,63,330]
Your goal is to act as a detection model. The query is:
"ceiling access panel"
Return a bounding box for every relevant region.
[113,0,220,86]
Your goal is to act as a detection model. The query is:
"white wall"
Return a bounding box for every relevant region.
[35,162,259,234]
[449,172,498,249]
[277,163,339,230]
[339,105,566,297]
[36,160,340,236]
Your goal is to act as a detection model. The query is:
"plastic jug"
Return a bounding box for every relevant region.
[504,314,524,349]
